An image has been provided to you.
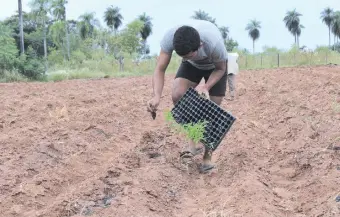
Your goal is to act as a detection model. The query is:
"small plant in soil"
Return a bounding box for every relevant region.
[164,110,208,144]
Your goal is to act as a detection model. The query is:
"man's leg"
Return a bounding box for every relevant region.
[200,72,227,172]
[201,95,223,164]
[172,61,203,103]
[172,61,205,157]
[171,77,197,104]
[200,95,223,172]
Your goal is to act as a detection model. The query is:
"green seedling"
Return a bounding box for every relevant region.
[164,110,208,144]
[182,121,207,144]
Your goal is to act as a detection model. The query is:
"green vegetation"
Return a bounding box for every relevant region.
[237,45,340,70]
[0,24,18,73]
[1,2,340,82]
[164,110,208,144]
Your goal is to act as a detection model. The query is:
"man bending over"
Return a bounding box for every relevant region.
[147,20,228,173]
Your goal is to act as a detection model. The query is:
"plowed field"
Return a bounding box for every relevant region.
[0,65,339,217]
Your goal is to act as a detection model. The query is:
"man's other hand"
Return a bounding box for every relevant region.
[195,85,210,100]
[147,96,160,113]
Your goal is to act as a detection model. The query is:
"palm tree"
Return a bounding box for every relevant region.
[331,11,340,46]
[51,0,70,60]
[138,13,152,55]
[49,21,66,49]
[78,12,100,39]
[321,7,334,47]
[51,0,66,20]
[219,26,229,40]
[104,6,123,34]
[29,0,52,72]
[296,24,304,48]
[245,19,261,53]
[18,0,25,54]
[191,9,216,25]
[138,13,152,40]
[283,9,302,46]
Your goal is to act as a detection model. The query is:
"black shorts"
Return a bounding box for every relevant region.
[175,61,227,96]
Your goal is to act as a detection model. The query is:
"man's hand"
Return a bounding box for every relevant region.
[204,60,226,91]
[195,85,210,99]
[147,96,160,113]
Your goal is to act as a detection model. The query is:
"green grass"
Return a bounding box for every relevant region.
[45,55,182,82]
[238,50,340,70]
[0,70,30,83]
[45,50,340,82]
[164,110,208,144]
[2,49,340,83]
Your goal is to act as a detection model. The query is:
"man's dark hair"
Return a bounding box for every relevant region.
[173,25,200,56]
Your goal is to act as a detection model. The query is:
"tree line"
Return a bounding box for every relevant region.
[1,0,154,78]
[192,8,340,54]
[0,1,339,80]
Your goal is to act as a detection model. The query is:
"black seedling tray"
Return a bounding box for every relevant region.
[171,87,236,151]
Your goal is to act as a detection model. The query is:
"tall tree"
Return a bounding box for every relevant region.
[191,9,216,25]
[51,0,70,60]
[107,19,144,71]
[138,12,152,55]
[321,7,334,47]
[104,6,123,34]
[331,11,340,46]
[18,0,25,55]
[3,12,43,56]
[225,38,238,52]
[49,21,66,51]
[119,20,144,55]
[78,12,100,39]
[219,26,229,40]
[0,24,19,73]
[296,24,304,48]
[29,0,52,73]
[138,13,152,41]
[283,9,302,47]
[245,19,261,53]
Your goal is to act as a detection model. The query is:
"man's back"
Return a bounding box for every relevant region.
[160,20,227,70]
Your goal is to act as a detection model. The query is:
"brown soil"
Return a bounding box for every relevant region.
[0,65,339,217]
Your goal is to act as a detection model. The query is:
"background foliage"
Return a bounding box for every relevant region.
[1,2,340,82]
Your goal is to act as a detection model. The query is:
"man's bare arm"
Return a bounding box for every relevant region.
[204,60,227,91]
[153,49,172,99]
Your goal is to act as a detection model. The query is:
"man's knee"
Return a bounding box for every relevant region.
[171,86,189,104]
[172,77,198,104]
[172,88,185,104]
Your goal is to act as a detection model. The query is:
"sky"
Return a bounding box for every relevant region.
[0,0,339,55]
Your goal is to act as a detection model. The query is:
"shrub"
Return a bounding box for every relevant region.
[16,50,45,79]
[0,23,19,73]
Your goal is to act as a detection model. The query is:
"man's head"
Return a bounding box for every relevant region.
[173,25,202,59]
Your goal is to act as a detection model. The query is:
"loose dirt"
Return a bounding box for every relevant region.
[0,65,339,217]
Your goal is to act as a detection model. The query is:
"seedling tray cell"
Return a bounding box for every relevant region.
[171,87,236,151]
